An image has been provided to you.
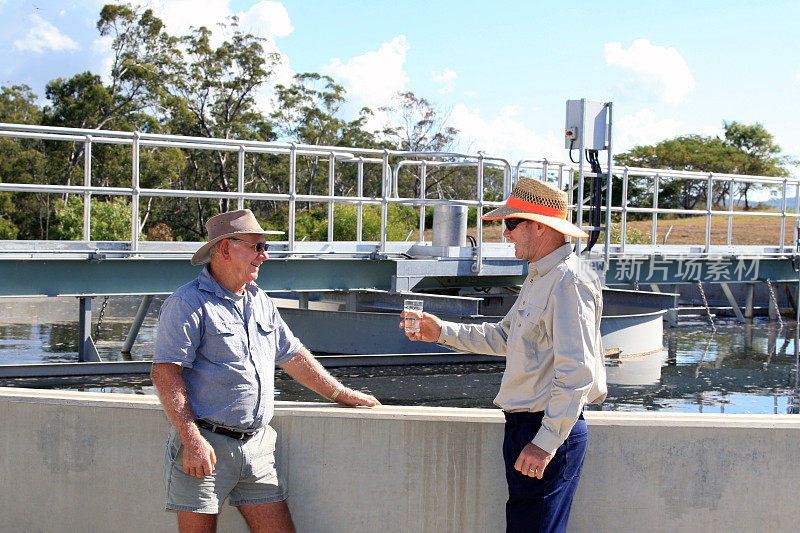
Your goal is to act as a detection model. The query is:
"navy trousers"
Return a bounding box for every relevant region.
[503,411,588,533]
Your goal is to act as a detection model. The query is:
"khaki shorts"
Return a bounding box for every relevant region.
[163,423,287,514]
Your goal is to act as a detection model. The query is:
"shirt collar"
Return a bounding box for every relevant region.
[529,243,573,278]
[198,265,259,299]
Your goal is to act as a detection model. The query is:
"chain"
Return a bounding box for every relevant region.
[696,281,717,334]
[94,295,110,341]
[766,279,784,327]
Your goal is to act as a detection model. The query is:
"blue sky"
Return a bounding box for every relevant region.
[1,0,798,178]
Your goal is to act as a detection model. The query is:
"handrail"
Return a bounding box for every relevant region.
[1,122,799,268]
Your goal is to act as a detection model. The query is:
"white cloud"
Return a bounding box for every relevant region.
[242,1,294,38]
[605,39,694,105]
[323,35,410,127]
[430,67,457,94]
[431,68,457,84]
[449,104,562,163]
[614,108,684,152]
[13,14,79,53]
[151,0,232,37]
[796,72,800,84]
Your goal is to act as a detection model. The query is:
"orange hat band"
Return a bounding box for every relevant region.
[506,196,567,220]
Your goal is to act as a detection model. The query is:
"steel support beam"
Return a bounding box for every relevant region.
[720,282,746,323]
[121,295,154,355]
[745,284,755,319]
[77,297,101,363]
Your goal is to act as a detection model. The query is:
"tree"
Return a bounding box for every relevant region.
[0,85,50,238]
[272,73,377,206]
[151,18,281,238]
[40,4,178,187]
[615,123,791,213]
[379,91,458,153]
[722,121,789,209]
[378,91,474,200]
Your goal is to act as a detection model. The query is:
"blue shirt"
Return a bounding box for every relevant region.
[154,267,302,430]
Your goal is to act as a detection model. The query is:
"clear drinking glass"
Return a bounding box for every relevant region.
[403,299,424,333]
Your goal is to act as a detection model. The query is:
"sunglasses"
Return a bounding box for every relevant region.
[504,218,528,232]
[228,237,269,253]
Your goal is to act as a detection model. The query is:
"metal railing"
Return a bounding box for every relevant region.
[2,122,800,270]
[0,123,517,270]
[513,159,800,254]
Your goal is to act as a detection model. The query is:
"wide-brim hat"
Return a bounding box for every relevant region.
[481,178,588,238]
[191,209,284,265]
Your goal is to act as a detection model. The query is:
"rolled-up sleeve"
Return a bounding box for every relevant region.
[532,280,599,454]
[154,296,202,367]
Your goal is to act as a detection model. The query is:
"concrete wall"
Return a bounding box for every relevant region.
[1,387,798,532]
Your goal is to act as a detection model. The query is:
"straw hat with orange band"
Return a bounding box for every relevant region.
[481,178,588,239]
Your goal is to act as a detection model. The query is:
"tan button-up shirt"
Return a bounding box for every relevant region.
[437,243,607,454]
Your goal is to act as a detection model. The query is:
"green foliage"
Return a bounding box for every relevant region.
[0,85,41,124]
[49,196,137,241]
[604,222,649,245]
[288,204,418,241]
[615,122,792,213]
[0,217,19,239]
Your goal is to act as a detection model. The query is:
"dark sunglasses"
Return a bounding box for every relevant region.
[228,237,269,253]
[504,218,527,232]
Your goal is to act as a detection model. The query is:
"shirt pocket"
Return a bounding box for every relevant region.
[514,302,551,350]
[204,319,247,362]
[254,312,276,336]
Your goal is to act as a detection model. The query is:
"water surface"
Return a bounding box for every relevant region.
[1,297,797,414]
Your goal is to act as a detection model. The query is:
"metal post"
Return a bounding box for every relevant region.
[604,102,613,272]
[472,154,484,273]
[131,132,141,252]
[652,175,659,246]
[557,164,564,192]
[745,283,754,319]
[380,150,389,252]
[289,143,296,250]
[78,297,101,363]
[357,158,364,242]
[237,145,245,210]
[705,173,713,253]
[83,135,92,241]
[121,295,154,355]
[419,162,427,242]
[575,99,586,254]
[328,154,335,242]
[727,178,734,246]
[621,167,629,252]
[780,178,788,249]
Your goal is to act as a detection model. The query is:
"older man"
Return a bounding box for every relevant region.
[152,209,379,533]
[402,178,607,533]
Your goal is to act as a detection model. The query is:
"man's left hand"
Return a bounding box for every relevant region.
[336,387,381,407]
[514,443,552,479]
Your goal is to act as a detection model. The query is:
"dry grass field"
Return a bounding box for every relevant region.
[412,212,800,246]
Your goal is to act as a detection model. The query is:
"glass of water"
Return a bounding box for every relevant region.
[403,299,424,333]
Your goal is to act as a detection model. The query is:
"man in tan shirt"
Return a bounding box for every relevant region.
[402,178,607,533]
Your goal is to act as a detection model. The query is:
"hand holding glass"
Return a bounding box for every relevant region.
[403,299,423,333]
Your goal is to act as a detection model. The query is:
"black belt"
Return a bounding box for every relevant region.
[196,419,257,441]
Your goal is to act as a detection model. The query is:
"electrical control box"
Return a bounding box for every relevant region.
[564,100,608,150]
